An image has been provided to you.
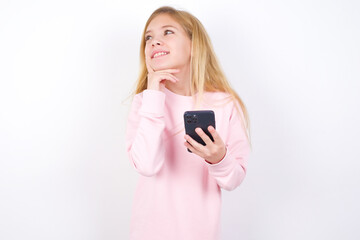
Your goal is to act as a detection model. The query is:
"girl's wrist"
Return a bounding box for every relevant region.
[205,147,227,165]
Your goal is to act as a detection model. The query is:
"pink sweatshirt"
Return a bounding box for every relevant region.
[125,87,250,240]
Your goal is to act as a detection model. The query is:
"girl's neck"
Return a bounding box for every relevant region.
[165,65,192,96]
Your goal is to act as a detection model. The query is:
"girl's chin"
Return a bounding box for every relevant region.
[153,65,173,71]
[152,62,180,71]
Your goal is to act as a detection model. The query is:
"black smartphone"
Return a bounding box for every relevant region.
[184,110,216,152]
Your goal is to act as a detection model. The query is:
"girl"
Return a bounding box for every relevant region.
[126,6,251,240]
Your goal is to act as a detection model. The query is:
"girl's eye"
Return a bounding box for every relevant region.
[145,30,174,41]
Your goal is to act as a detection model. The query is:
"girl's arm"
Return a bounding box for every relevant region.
[206,101,250,191]
[125,90,166,177]
[184,100,250,191]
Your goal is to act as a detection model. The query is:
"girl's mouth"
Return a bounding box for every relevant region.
[152,51,170,58]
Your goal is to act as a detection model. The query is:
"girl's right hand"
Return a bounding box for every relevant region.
[146,57,180,92]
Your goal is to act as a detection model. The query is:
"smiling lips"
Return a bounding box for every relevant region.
[152,51,170,59]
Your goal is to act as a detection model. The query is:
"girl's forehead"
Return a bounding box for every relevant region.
[146,14,180,31]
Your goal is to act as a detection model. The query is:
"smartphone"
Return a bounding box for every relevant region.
[184,110,216,152]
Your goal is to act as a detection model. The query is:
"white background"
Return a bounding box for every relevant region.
[1,0,359,239]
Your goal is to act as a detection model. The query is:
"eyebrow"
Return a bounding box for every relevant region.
[145,25,178,34]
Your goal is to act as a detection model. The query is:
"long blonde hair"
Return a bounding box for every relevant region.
[132,6,251,145]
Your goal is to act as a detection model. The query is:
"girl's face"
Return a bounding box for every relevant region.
[144,14,192,71]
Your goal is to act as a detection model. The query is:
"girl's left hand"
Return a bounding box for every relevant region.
[184,126,227,164]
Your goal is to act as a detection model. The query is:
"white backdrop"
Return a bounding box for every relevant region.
[1,0,359,239]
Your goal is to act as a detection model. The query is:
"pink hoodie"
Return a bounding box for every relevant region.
[126,87,250,240]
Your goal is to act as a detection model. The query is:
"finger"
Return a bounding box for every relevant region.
[145,57,154,73]
[147,73,178,90]
[184,141,194,152]
[154,72,178,84]
[184,141,202,156]
[184,134,205,152]
[159,72,179,83]
[195,127,214,146]
[208,125,223,143]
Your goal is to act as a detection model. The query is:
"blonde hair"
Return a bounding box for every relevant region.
[132,6,251,145]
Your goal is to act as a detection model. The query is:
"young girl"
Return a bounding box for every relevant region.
[126,6,251,240]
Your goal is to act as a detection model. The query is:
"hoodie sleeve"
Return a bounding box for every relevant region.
[125,89,166,177]
[206,100,250,191]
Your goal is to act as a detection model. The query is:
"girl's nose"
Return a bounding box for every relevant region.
[151,39,162,46]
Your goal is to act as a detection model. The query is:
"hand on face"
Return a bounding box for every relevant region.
[145,57,179,92]
[184,125,227,164]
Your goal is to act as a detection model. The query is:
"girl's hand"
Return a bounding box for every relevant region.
[145,57,180,92]
[184,126,227,164]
